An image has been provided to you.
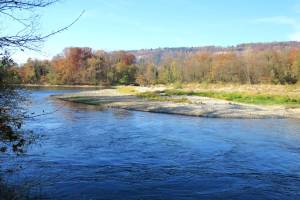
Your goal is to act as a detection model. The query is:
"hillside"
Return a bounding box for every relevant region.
[17,41,300,85]
[128,41,300,63]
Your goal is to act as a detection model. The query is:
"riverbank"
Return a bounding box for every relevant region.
[19,84,106,88]
[53,85,300,119]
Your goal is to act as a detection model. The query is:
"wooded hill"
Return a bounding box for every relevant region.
[15,41,300,85]
[129,41,300,63]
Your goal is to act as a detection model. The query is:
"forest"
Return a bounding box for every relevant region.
[16,43,300,86]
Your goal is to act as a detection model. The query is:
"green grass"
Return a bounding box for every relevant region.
[116,86,137,94]
[61,96,106,105]
[60,87,300,106]
[163,89,300,105]
[137,91,191,103]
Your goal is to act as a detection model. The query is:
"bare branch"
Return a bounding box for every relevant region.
[0,10,29,26]
[0,0,58,11]
[39,10,85,40]
[0,0,84,52]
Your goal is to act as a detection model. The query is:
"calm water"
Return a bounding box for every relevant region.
[2,88,300,199]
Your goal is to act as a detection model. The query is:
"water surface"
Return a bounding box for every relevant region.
[2,88,300,199]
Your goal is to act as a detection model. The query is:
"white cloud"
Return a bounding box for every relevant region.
[11,50,51,65]
[289,32,300,40]
[254,16,300,41]
[254,16,299,27]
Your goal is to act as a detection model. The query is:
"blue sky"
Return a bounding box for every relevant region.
[11,0,300,63]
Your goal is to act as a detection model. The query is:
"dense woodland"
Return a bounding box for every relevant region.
[16,42,300,85]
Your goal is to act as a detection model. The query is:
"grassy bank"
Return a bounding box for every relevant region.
[137,92,191,103]
[116,84,300,106]
[163,90,300,105]
[55,85,300,119]
[170,83,300,97]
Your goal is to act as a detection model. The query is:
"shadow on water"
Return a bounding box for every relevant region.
[1,88,300,199]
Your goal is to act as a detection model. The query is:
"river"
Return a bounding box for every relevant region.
[2,88,300,199]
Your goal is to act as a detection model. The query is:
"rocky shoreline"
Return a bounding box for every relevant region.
[53,88,300,119]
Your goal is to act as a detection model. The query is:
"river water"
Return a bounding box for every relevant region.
[2,88,300,199]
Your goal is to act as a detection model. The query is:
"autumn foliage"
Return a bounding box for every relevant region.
[17,46,300,85]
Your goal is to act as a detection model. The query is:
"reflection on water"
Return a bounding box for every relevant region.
[1,88,300,200]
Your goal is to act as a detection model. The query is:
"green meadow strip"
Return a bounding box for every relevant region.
[146,90,300,105]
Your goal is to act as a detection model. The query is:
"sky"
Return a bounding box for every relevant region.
[9,0,300,63]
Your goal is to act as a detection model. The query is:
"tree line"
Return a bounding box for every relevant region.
[0,0,83,156]
[16,47,300,85]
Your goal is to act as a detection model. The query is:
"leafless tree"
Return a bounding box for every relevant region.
[0,0,83,53]
[0,0,83,154]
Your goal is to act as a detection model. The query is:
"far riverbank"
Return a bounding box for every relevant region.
[53,85,300,119]
[19,84,107,88]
